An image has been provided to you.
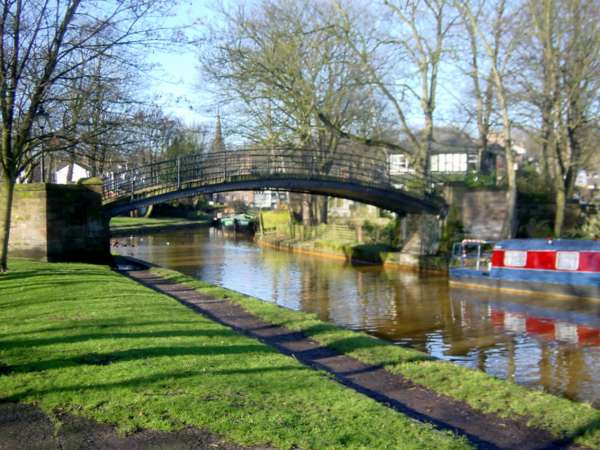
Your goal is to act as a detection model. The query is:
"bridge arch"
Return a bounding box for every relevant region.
[102,147,445,217]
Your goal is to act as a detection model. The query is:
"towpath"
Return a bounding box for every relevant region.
[126,268,590,450]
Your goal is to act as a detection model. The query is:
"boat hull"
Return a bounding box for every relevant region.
[450,268,600,300]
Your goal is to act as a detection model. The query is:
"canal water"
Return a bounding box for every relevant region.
[115,228,600,405]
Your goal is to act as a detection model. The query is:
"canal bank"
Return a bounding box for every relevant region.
[255,234,448,273]
[117,228,600,407]
[256,209,448,273]
[110,216,210,237]
[0,259,470,450]
[3,257,598,448]
[141,263,600,449]
[129,263,598,450]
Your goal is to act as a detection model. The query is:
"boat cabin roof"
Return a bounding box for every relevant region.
[495,239,600,252]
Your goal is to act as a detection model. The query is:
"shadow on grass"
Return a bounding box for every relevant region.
[0,320,204,339]
[0,290,114,310]
[7,343,275,375]
[561,414,600,448]
[0,268,108,282]
[0,329,240,350]
[0,287,168,313]
[4,364,305,402]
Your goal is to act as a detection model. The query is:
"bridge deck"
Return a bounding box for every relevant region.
[102,148,445,216]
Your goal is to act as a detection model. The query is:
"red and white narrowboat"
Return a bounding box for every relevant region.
[450,239,600,300]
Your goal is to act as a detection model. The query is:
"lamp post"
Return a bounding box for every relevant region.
[37,107,50,183]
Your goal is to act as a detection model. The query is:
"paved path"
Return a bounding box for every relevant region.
[126,268,588,450]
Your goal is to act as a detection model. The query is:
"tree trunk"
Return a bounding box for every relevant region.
[415,111,434,179]
[553,187,566,237]
[0,178,15,272]
[301,194,328,226]
[318,196,328,225]
[143,204,154,218]
[67,150,78,183]
[302,193,312,226]
[498,94,517,238]
[504,170,517,238]
[47,154,55,183]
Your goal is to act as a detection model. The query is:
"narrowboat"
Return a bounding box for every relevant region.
[450,239,600,300]
[212,214,257,233]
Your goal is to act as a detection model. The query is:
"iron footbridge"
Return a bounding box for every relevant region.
[102,147,446,216]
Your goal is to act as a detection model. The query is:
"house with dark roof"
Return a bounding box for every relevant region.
[388,128,511,178]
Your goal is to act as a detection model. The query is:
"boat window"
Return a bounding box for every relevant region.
[556,251,579,271]
[504,250,527,267]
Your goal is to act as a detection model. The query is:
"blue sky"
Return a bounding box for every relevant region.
[146,1,218,127]
[146,0,471,134]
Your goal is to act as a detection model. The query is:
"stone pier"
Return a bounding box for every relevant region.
[6,180,110,263]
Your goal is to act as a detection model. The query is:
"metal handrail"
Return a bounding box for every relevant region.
[102,146,435,203]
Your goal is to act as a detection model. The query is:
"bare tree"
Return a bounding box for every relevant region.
[520,0,600,236]
[455,0,497,165]
[329,0,457,178]
[456,0,522,238]
[203,0,374,224]
[0,0,175,272]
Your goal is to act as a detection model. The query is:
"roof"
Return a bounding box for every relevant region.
[495,239,600,252]
[56,162,90,173]
[390,127,480,155]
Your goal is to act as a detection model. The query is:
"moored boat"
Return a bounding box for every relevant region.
[212,213,257,233]
[450,239,600,300]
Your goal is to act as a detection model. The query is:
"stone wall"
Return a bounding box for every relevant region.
[399,213,441,255]
[7,181,110,263]
[444,185,509,240]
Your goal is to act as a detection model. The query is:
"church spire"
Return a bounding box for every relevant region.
[210,112,225,153]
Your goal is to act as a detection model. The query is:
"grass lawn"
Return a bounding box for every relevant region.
[110,216,210,232]
[259,210,291,229]
[153,267,600,449]
[0,260,469,450]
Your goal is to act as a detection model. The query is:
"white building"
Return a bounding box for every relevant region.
[55,163,90,184]
[254,190,288,209]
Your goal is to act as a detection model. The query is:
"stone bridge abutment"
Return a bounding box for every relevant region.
[5,180,110,263]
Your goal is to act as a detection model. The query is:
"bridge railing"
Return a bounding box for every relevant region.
[102,147,433,202]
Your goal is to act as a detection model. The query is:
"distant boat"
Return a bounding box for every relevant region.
[220,216,235,229]
[212,213,256,233]
[449,239,600,300]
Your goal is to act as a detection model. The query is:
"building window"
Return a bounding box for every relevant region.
[504,250,527,267]
[390,154,410,174]
[556,252,579,271]
[430,153,467,173]
[467,153,478,169]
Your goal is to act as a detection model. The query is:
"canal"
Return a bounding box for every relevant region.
[115,228,600,406]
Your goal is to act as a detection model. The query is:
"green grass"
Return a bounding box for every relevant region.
[0,260,470,450]
[260,210,291,229]
[110,216,209,232]
[152,267,600,449]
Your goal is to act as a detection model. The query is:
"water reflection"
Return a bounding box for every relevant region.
[115,228,600,405]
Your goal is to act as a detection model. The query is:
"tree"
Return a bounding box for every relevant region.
[520,0,600,236]
[164,122,207,159]
[0,0,175,272]
[455,0,496,166]
[203,0,373,224]
[456,0,522,238]
[329,0,457,179]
